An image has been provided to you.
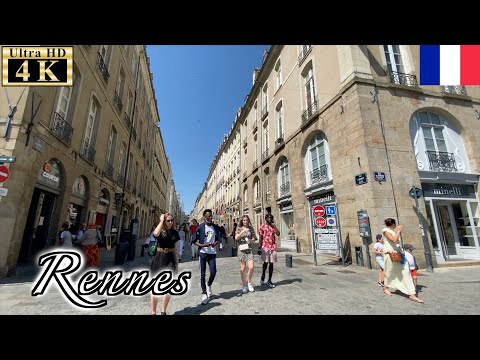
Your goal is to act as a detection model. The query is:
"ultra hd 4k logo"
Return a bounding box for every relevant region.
[2,46,73,86]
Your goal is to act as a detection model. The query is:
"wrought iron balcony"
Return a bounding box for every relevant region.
[254,198,261,207]
[279,182,291,197]
[104,162,114,179]
[388,71,418,87]
[51,112,73,144]
[427,151,457,172]
[301,100,318,123]
[441,85,467,96]
[123,112,131,130]
[114,91,123,112]
[81,141,96,163]
[96,53,110,82]
[261,105,268,121]
[262,149,269,162]
[310,164,329,186]
[298,46,312,66]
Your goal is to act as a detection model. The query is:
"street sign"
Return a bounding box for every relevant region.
[373,171,386,182]
[0,165,10,183]
[315,217,326,228]
[0,188,8,197]
[313,205,325,217]
[409,186,423,199]
[325,205,336,215]
[0,155,16,163]
[355,173,368,186]
[326,217,337,226]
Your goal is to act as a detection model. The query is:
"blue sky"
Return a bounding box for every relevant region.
[148,45,270,215]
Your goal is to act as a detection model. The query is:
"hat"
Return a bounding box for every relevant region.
[404,243,415,251]
[376,234,382,240]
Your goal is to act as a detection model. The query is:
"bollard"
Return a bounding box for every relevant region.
[285,254,293,268]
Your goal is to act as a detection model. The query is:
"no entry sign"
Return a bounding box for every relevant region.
[313,205,325,217]
[0,165,10,183]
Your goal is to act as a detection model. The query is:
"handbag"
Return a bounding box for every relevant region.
[238,244,249,251]
[148,240,158,256]
[388,251,402,262]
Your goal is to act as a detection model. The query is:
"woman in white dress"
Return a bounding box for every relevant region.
[382,218,423,303]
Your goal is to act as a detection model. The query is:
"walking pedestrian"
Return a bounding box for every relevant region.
[382,218,423,303]
[235,215,257,294]
[59,222,73,247]
[150,213,180,315]
[373,234,385,287]
[403,243,418,293]
[258,213,280,289]
[177,224,187,261]
[193,209,220,305]
[190,219,199,261]
[75,223,101,266]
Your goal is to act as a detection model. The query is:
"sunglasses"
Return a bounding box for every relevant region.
[166,219,173,222]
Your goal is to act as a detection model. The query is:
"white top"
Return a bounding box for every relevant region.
[405,251,416,270]
[373,242,384,259]
[61,231,73,247]
[200,224,217,255]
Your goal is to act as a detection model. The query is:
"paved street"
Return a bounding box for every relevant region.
[1,240,479,315]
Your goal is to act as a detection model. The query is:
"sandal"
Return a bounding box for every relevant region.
[409,296,424,304]
[383,289,392,296]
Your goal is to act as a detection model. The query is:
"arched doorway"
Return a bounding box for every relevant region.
[68,176,90,235]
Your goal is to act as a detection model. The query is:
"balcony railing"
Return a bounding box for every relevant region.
[51,112,73,144]
[298,46,312,66]
[301,100,318,123]
[81,141,96,163]
[279,182,291,197]
[441,85,467,96]
[254,197,261,207]
[104,162,114,179]
[114,91,123,112]
[261,149,269,162]
[427,151,457,172]
[96,53,110,82]
[253,159,258,169]
[388,71,418,87]
[310,164,329,187]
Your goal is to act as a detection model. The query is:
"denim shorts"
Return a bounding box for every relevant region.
[375,256,385,270]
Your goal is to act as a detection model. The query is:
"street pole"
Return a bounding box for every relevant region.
[410,186,434,273]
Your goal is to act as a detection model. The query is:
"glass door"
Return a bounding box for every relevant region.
[436,205,458,257]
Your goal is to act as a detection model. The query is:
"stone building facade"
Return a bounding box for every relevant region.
[0,45,173,278]
[191,45,480,269]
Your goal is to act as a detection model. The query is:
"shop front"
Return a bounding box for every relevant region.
[423,183,480,261]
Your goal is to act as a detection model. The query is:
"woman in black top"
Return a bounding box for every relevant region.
[150,212,179,315]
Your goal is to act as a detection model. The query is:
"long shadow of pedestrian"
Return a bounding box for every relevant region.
[214,289,247,300]
[252,278,303,292]
[416,284,427,294]
[173,301,221,315]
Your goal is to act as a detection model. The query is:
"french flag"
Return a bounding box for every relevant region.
[420,45,480,85]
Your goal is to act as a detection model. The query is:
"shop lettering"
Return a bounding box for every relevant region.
[42,171,59,183]
[433,186,462,196]
[31,251,191,309]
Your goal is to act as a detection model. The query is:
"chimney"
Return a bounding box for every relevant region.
[252,68,261,85]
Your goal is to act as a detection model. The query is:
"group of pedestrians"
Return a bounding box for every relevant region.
[373,218,423,304]
[148,209,281,314]
[59,222,102,267]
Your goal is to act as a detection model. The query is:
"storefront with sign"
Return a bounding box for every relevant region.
[422,183,480,261]
[308,191,342,257]
[18,159,65,263]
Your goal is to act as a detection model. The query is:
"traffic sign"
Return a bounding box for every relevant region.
[0,165,10,183]
[325,205,336,215]
[0,156,16,164]
[0,188,8,197]
[313,205,325,217]
[315,217,326,228]
[409,186,423,199]
[326,217,337,226]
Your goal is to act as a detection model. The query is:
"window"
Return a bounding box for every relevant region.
[276,101,284,140]
[419,112,447,153]
[56,84,73,122]
[383,45,405,74]
[254,178,261,201]
[305,132,329,187]
[263,120,269,153]
[118,141,126,178]
[265,169,270,193]
[106,125,117,165]
[275,59,282,91]
[99,45,109,64]
[254,101,258,123]
[278,159,290,197]
[115,69,125,99]
[303,65,316,111]
[254,136,258,163]
[85,98,98,146]
[244,188,248,206]
[262,84,268,117]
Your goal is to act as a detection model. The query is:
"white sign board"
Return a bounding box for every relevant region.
[0,188,8,197]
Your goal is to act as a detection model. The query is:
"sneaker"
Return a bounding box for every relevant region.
[242,286,248,294]
[247,283,255,292]
[206,285,212,298]
[266,281,275,288]
[201,293,209,305]
[377,282,385,287]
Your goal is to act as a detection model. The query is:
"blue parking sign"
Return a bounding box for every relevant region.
[325,205,336,215]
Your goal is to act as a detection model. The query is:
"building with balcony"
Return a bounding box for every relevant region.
[0,45,173,278]
[192,45,480,267]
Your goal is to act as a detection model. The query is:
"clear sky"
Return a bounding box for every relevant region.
[148,45,270,215]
